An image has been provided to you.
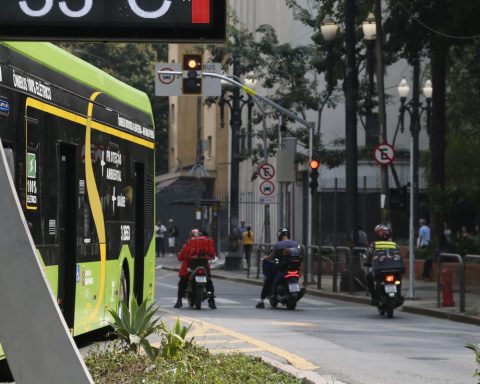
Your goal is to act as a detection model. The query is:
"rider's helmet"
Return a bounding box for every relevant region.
[190,228,201,237]
[277,227,290,241]
[374,224,391,240]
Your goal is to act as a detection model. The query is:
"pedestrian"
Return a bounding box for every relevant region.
[155,220,167,257]
[357,226,369,248]
[167,219,179,253]
[417,219,430,249]
[443,221,452,243]
[421,234,453,279]
[242,225,254,270]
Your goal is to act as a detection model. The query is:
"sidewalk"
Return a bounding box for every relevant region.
[156,253,480,326]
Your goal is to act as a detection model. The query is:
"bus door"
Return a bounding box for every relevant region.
[133,161,145,303]
[58,143,77,329]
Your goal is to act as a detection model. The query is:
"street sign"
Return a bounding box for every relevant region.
[0,0,227,42]
[155,62,221,96]
[260,180,275,196]
[258,163,275,181]
[373,143,396,165]
[155,63,181,96]
[202,63,222,96]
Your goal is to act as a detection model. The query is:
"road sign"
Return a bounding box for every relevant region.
[260,180,275,196]
[155,62,221,96]
[155,63,181,96]
[202,63,222,96]
[373,143,396,165]
[258,163,275,181]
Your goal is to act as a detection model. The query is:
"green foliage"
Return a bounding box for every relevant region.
[108,297,161,360]
[466,343,480,383]
[158,318,193,359]
[85,344,306,384]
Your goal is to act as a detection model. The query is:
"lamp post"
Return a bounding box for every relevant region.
[397,61,432,298]
[219,59,254,261]
[321,8,375,246]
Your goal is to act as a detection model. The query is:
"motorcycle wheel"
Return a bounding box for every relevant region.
[386,303,394,318]
[269,297,278,308]
[195,285,204,310]
[286,297,297,310]
[377,306,386,316]
[187,283,195,308]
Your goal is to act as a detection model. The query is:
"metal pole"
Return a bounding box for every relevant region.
[408,135,415,298]
[230,57,241,241]
[345,0,359,246]
[307,122,314,250]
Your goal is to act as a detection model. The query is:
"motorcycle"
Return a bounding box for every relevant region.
[370,250,405,318]
[268,247,306,310]
[185,258,212,310]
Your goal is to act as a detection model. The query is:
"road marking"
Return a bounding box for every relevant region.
[160,311,318,371]
[269,321,316,328]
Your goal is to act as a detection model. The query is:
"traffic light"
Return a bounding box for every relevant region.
[309,159,319,194]
[182,54,202,95]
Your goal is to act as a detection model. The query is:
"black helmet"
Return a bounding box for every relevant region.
[277,227,290,240]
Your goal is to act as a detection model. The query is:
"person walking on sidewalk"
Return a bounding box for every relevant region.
[167,219,179,253]
[242,225,254,270]
[256,227,298,309]
[155,220,167,257]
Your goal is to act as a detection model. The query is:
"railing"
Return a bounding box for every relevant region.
[252,243,273,279]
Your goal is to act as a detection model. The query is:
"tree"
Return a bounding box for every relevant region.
[58,42,169,176]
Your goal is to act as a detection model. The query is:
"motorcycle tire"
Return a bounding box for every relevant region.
[377,306,386,316]
[286,297,297,310]
[187,284,195,308]
[195,285,204,310]
[269,297,278,308]
[386,303,394,318]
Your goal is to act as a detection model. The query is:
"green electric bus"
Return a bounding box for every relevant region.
[0,42,155,367]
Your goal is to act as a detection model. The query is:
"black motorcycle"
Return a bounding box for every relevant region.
[371,250,405,318]
[185,258,212,310]
[268,247,306,310]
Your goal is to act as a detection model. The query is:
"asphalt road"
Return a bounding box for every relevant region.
[156,268,480,384]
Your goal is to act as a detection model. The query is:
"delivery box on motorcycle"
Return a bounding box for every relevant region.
[372,248,404,274]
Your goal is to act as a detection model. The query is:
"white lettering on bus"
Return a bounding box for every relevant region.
[121,225,130,241]
[106,168,122,182]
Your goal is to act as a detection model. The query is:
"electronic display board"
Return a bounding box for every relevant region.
[0,0,226,42]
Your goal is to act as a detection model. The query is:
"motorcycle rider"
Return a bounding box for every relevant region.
[174,229,216,309]
[255,227,299,309]
[365,224,401,305]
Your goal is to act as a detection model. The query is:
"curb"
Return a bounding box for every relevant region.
[158,265,480,326]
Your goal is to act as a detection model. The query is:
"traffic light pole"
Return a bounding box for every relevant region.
[157,69,315,248]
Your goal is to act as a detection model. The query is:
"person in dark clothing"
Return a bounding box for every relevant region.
[255,227,299,309]
[422,234,453,279]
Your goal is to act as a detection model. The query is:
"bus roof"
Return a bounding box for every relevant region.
[2,42,153,117]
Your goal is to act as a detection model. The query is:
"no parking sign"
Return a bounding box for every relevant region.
[373,143,396,165]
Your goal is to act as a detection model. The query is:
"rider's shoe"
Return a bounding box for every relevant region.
[174,299,182,308]
[208,298,217,309]
[255,301,265,309]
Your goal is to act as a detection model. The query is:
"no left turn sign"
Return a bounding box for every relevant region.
[373,143,396,165]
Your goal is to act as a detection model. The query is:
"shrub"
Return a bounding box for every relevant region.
[466,343,480,383]
[108,297,162,360]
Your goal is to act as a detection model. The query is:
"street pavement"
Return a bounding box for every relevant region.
[158,252,480,326]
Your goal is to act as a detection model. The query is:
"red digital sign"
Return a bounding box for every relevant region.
[0,0,226,42]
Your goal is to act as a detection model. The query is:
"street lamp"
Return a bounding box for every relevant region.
[397,61,433,298]
[219,61,254,267]
[320,9,376,246]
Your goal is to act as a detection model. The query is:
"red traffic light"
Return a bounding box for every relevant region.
[309,159,320,169]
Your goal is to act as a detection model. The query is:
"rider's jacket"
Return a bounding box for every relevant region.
[178,236,215,276]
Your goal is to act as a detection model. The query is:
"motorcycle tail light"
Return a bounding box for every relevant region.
[385,275,395,283]
[196,269,205,275]
[395,280,401,285]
